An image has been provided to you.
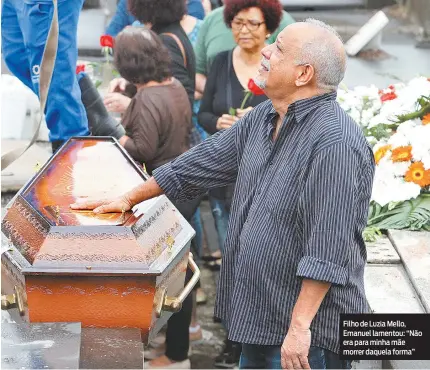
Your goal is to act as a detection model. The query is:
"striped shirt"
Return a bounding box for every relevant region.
[153,92,375,353]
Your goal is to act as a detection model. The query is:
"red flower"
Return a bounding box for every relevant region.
[248,79,265,96]
[380,91,397,102]
[388,84,395,90]
[100,35,114,48]
[76,64,85,74]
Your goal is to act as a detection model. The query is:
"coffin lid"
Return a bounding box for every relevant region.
[1,137,193,276]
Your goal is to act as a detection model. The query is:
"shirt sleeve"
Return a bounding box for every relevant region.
[105,0,135,36]
[197,54,223,134]
[187,0,205,20]
[194,15,210,75]
[296,143,363,286]
[153,115,249,202]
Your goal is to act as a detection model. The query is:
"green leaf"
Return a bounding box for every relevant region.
[229,107,236,116]
[367,194,430,231]
[94,80,102,89]
[363,226,382,243]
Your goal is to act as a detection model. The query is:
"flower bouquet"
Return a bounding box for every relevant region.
[338,77,430,146]
[339,76,430,241]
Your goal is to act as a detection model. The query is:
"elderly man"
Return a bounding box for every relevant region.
[72,19,375,369]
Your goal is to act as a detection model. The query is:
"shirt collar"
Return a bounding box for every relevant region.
[267,91,337,124]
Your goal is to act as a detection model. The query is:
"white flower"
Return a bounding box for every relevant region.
[388,132,409,148]
[409,125,430,169]
[372,173,421,206]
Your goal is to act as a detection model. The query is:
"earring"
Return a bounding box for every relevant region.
[266,34,271,39]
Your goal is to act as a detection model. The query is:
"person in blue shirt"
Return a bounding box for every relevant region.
[106,0,205,36]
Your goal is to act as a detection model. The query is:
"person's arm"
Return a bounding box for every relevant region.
[152,112,249,203]
[105,0,135,37]
[187,0,205,20]
[195,73,207,95]
[71,113,250,214]
[281,142,366,369]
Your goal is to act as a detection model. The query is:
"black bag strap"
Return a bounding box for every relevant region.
[1,0,59,170]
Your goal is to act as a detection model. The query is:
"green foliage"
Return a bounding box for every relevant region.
[365,194,430,241]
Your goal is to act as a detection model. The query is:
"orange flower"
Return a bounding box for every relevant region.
[423,113,430,125]
[374,145,391,164]
[405,162,430,187]
[391,146,412,162]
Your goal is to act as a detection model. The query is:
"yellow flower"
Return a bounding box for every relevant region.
[422,113,430,125]
[391,146,412,162]
[374,145,391,165]
[405,162,430,187]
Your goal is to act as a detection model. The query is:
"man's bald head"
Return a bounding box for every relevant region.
[285,19,346,91]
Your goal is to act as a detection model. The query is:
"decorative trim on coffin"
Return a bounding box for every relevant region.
[1,197,50,263]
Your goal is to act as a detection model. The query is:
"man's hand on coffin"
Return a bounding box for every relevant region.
[70,196,133,214]
[104,92,131,113]
[70,178,164,214]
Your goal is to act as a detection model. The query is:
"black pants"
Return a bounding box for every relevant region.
[163,197,201,361]
[165,268,193,361]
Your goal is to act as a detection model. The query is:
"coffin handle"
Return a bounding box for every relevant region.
[155,254,200,317]
[1,285,25,316]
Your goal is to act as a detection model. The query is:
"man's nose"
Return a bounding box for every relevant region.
[261,45,271,59]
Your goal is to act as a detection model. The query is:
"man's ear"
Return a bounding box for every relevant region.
[295,64,315,87]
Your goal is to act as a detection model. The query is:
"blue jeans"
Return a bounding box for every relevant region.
[1,0,89,142]
[190,207,204,262]
[239,344,352,369]
[208,195,230,253]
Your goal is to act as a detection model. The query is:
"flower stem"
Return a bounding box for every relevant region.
[397,102,430,122]
[240,92,252,110]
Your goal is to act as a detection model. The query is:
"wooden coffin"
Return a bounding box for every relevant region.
[1,137,198,343]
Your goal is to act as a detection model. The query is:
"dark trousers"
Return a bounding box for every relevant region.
[239,344,352,369]
[165,268,193,361]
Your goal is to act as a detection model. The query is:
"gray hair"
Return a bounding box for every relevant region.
[295,18,346,91]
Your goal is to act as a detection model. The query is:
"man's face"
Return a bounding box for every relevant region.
[254,27,303,96]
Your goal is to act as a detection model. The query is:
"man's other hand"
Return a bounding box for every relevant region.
[281,325,311,369]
